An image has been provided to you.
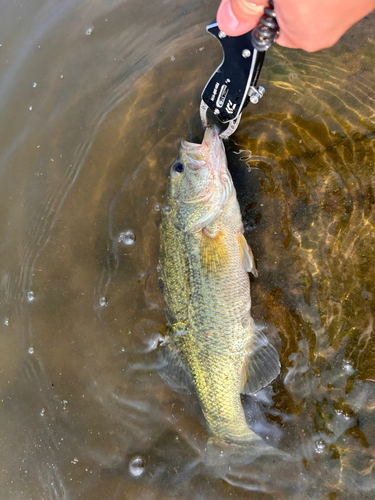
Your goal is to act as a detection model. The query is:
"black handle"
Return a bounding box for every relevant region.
[201,2,279,125]
[201,22,265,124]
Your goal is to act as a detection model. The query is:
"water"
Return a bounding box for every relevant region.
[0,0,374,498]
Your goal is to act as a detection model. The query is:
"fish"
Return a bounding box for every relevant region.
[158,126,282,465]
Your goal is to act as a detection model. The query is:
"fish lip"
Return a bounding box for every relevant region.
[202,126,224,169]
[202,126,220,148]
[180,139,198,150]
[180,127,222,170]
[180,139,207,170]
[180,126,220,148]
[183,156,207,170]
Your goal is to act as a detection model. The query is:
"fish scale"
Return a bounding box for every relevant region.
[158,126,282,462]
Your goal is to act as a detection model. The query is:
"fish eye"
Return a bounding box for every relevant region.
[174,162,184,173]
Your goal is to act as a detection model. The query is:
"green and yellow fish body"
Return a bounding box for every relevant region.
[158,127,280,460]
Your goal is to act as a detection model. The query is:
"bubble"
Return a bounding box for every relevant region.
[26,291,35,302]
[32,82,37,88]
[71,458,79,465]
[129,456,145,477]
[120,347,125,352]
[343,413,351,420]
[99,296,107,307]
[28,105,33,111]
[118,230,135,245]
[315,439,326,454]
[85,27,93,36]
[170,55,175,61]
[60,74,64,79]
[153,204,161,212]
[162,206,171,215]
[335,408,343,416]
[28,347,34,354]
[40,408,45,416]
[4,318,9,326]
[342,359,354,372]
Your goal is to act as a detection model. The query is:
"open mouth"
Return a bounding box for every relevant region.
[180,127,221,170]
[180,139,207,170]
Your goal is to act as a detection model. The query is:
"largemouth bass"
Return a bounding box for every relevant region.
[158,126,281,463]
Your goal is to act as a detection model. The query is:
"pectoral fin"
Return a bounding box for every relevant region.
[200,228,229,275]
[240,327,280,395]
[157,339,194,395]
[237,233,258,277]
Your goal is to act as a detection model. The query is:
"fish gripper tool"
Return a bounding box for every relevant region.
[200,1,279,139]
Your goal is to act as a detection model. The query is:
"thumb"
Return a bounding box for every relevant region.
[217,0,269,37]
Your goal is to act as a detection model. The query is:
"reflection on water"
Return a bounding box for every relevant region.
[0,0,374,497]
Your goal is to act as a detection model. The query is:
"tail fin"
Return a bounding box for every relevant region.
[205,435,291,473]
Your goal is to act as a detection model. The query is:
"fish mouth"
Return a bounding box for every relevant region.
[181,126,220,149]
[178,127,234,232]
[180,127,222,170]
[201,126,221,149]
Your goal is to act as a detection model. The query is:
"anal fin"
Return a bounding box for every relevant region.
[241,327,280,395]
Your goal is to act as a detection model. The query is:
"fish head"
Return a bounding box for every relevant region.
[169,127,235,232]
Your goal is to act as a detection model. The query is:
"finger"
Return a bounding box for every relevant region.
[217,0,268,37]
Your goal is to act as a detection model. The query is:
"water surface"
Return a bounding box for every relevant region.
[0,1,374,498]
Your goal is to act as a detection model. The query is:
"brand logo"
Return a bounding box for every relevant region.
[225,100,236,114]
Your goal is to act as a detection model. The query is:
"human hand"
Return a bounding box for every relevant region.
[217,0,375,52]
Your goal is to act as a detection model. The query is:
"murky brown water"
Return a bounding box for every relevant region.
[0,0,374,498]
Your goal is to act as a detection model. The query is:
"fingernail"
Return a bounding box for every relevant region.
[217,0,240,34]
